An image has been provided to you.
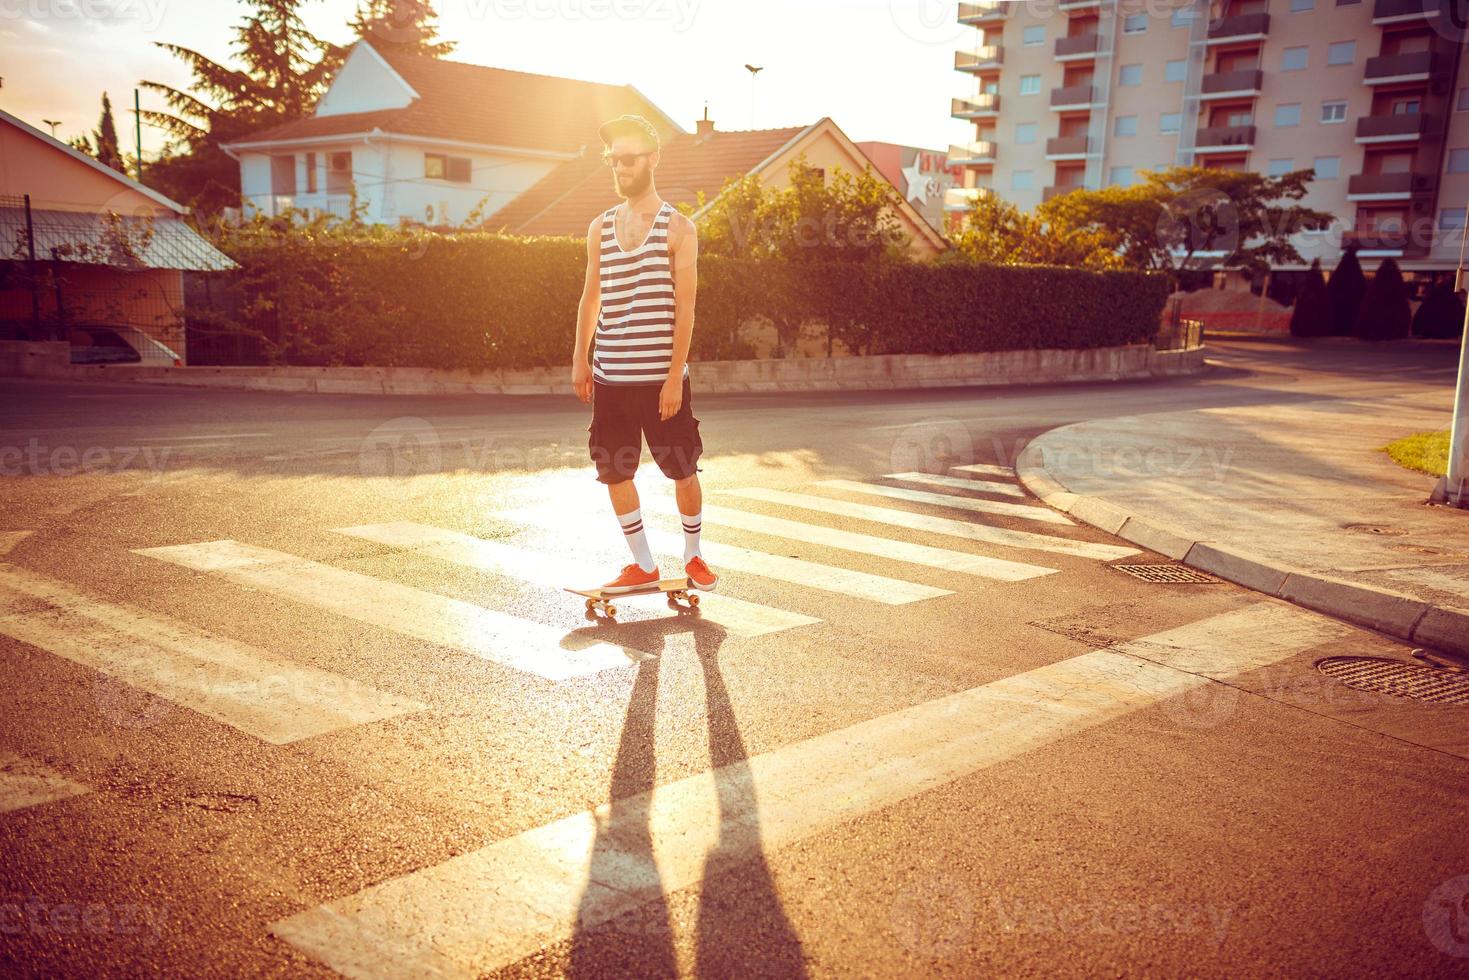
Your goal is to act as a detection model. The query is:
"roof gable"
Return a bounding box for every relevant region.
[0,108,184,214]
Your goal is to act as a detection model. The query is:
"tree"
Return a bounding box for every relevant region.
[1355,257,1413,340]
[1327,246,1367,337]
[350,0,455,58]
[1289,258,1331,338]
[1039,166,1334,276]
[140,0,347,213]
[90,93,129,175]
[1412,277,1466,340]
[947,190,1124,270]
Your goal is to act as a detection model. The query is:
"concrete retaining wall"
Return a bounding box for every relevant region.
[1,340,1206,396]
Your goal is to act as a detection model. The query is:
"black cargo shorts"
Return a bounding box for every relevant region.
[588,378,703,485]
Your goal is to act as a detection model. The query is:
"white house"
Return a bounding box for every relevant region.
[220,41,683,228]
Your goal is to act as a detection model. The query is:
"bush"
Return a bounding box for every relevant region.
[1327,246,1366,337]
[1354,257,1412,341]
[1412,279,1466,340]
[1289,259,1331,338]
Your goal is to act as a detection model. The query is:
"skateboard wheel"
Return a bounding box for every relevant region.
[689,594,700,607]
[585,598,597,611]
[605,604,618,617]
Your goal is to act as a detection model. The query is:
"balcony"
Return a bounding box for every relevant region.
[1364,51,1437,85]
[1054,33,1100,61]
[951,94,1000,119]
[1206,12,1270,44]
[1341,227,1427,256]
[948,141,997,166]
[1045,135,1091,160]
[1373,0,1441,24]
[1194,124,1256,153]
[1050,83,1096,111]
[958,1,1005,24]
[1347,171,1436,200]
[1355,112,1432,143]
[944,187,995,211]
[955,46,1003,73]
[1200,68,1264,99]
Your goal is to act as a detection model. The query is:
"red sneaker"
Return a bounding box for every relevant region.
[685,556,718,592]
[601,563,660,594]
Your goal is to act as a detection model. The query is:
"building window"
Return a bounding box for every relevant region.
[305,152,318,194]
[1119,64,1143,87]
[1441,208,1467,231]
[1016,122,1037,144]
[1171,7,1196,26]
[1327,41,1356,66]
[1313,156,1340,179]
[1123,13,1147,34]
[1290,0,1314,10]
[1109,166,1134,186]
[1267,159,1294,176]
[425,153,472,183]
[1449,150,1469,173]
[1114,115,1138,137]
[1282,47,1309,72]
[1165,59,1186,83]
[1023,25,1045,46]
[1321,101,1348,123]
[1392,97,1422,115]
[1012,170,1035,191]
[1337,0,1361,5]
[1160,112,1182,134]
[1019,74,1041,95]
[1274,104,1303,127]
[1457,88,1469,112]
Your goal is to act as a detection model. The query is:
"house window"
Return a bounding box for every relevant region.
[1274,104,1302,127]
[1321,101,1348,123]
[1114,115,1138,137]
[425,153,472,183]
[1313,156,1340,179]
[270,155,296,196]
[1165,59,1186,83]
[305,152,318,193]
[1123,13,1147,34]
[1267,158,1294,176]
[1448,149,1469,173]
[1109,166,1134,186]
[327,151,352,194]
[1290,0,1314,10]
[1327,41,1356,66]
[1023,25,1045,46]
[1160,112,1182,134]
[1012,170,1035,191]
[1016,123,1037,144]
[1119,64,1143,87]
[1282,47,1309,72]
[1019,74,1041,95]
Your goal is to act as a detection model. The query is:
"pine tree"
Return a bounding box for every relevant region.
[1289,258,1331,338]
[1411,278,1467,340]
[350,0,455,58]
[1327,246,1367,337]
[92,92,129,175]
[1354,257,1413,341]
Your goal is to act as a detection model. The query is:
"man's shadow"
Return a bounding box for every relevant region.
[567,608,806,977]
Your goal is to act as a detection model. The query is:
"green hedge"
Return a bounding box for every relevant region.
[210,232,1171,370]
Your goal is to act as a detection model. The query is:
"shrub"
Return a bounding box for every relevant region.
[1327,246,1366,336]
[1354,257,1412,341]
[1289,259,1331,338]
[1411,279,1466,340]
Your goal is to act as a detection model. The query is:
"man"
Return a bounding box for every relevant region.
[573,114,718,595]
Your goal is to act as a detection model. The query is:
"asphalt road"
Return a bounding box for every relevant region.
[1,339,1466,978]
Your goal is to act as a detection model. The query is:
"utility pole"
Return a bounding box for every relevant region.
[134,88,144,182]
[1439,203,1469,507]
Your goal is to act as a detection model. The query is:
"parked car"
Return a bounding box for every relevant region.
[66,324,181,365]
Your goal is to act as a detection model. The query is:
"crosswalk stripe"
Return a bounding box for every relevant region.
[268,602,1350,978]
[726,489,1139,561]
[701,505,1056,581]
[134,541,647,681]
[332,524,820,639]
[885,471,1027,499]
[640,528,952,605]
[949,463,1016,480]
[818,479,1074,526]
[0,563,425,744]
[0,751,91,815]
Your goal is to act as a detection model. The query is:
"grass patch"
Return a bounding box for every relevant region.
[1384,430,1451,477]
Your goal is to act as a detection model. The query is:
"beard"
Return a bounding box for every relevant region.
[614,168,651,199]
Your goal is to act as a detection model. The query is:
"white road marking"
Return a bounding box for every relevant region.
[0,563,425,744]
[270,603,1350,978]
[134,433,275,442]
[726,489,1139,561]
[0,751,91,815]
[135,541,647,681]
[949,463,1017,480]
[818,479,1073,525]
[332,523,820,639]
[886,471,1026,498]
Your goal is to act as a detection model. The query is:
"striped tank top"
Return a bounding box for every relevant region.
[593,200,688,386]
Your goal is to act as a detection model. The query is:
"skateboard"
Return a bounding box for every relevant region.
[565,577,700,618]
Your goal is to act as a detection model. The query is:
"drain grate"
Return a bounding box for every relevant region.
[1317,657,1469,706]
[1111,564,1220,584]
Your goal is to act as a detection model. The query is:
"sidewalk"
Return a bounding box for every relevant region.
[1017,387,1469,658]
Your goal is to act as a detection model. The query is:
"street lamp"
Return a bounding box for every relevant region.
[745,64,763,129]
[42,119,61,138]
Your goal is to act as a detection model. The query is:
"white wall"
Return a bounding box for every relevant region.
[315,44,415,118]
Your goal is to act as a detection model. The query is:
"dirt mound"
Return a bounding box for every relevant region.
[1164,288,1291,333]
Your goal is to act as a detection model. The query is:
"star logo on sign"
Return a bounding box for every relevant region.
[901,159,934,204]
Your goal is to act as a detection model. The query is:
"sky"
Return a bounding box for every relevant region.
[0,0,981,161]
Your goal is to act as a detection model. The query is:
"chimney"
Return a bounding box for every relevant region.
[696,104,715,139]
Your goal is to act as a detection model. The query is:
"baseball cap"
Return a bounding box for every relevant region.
[598,114,660,151]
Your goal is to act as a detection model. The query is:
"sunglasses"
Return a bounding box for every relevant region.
[603,151,654,168]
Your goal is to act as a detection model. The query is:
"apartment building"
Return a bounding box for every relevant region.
[949,0,1469,275]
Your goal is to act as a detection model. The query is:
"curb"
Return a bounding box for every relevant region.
[1015,440,1469,660]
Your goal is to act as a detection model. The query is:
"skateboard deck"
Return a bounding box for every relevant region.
[566,577,699,617]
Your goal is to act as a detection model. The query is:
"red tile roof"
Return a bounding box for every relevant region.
[482,124,811,236]
[229,43,680,154]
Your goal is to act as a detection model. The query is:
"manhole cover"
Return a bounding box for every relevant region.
[1317,657,1469,705]
[1111,564,1220,584]
[1344,523,1410,536]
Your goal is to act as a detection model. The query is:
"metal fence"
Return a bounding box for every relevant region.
[1156,297,1204,351]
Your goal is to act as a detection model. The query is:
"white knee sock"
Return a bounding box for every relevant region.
[681,510,702,562]
[618,508,657,572]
